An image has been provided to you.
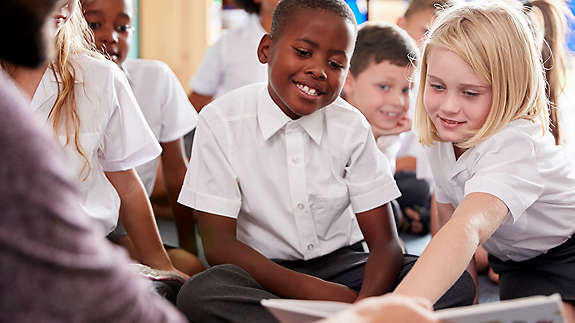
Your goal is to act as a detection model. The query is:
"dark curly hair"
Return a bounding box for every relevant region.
[270,0,356,39]
[234,0,260,14]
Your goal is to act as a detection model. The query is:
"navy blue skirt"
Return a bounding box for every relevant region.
[489,235,575,303]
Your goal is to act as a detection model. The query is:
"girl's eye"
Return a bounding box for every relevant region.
[294,48,311,57]
[378,85,389,90]
[329,60,344,69]
[116,24,133,33]
[87,21,101,30]
[402,87,410,94]
[463,90,479,97]
[430,83,444,91]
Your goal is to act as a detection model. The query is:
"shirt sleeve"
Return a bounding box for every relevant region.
[464,132,544,222]
[158,63,198,143]
[100,68,162,172]
[188,39,223,97]
[347,126,402,213]
[177,111,242,217]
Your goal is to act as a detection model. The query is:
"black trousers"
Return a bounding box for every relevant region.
[177,243,475,323]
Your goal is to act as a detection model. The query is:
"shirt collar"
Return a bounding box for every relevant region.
[257,85,325,145]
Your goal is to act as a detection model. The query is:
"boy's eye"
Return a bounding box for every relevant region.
[328,60,344,69]
[402,87,410,94]
[378,84,389,90]
[116,24,133,33]
[87,21,101,30]
[294,48,311,57]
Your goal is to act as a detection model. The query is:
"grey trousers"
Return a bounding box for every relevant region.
[177,245,475,323]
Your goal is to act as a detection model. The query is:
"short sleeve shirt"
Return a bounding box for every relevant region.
[31,55,161,234]
[189,13,267,98]
[124,59,198,195]
[178,83,401,261]
[427,119,575,261]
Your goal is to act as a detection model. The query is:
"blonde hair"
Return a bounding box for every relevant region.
[529,0,570,144]
[50,0,102,179]
[403,0,461,18]
[414,0,549,149]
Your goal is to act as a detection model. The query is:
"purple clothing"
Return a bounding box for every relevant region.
[0,70,185,323]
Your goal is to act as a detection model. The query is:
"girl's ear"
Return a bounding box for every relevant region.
[257,34,272,64]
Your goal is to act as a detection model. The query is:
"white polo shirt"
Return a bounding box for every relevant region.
[428,119,575,262]
[376,134,403,173]
[178,83,401,261]
[31,54,161,234]
[189,13,267,98]
[124,59,198,195]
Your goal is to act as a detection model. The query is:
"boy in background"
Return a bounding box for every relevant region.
[176,0,474,322]
[343,22,430,234]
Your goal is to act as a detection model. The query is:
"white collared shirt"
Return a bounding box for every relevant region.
[31,54,161,234]
[428,119,575,261]
[189,13,267,98]
[124,59,198,195]
[179,83,400,261]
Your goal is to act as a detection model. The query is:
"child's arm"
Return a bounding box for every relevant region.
[394,192,508,302]
[356,204,404,301]
[196,210,358,303]
[160,139,198,253]
[105,169,188,279]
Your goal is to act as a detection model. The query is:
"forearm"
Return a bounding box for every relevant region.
[205,237,334,300]
[164,167,197,253]
[394,216,478,302]
[357,241,403,300]
[119,188,172,270]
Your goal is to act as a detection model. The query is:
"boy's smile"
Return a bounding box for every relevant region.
[345,60,413,132]
[258,9,356,119]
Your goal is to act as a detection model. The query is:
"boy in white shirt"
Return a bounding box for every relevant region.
[176,0,474,322]
[343,22,432,235]
[187,0,280,112]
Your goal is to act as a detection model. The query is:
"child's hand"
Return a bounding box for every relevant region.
[319,294,438,323]
[300,276,358,303]
[372,116,412,137]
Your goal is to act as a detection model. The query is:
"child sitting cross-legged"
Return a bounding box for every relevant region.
[175,1,475,322]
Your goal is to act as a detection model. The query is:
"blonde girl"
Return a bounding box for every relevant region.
[394,1,575,321]
[5,0,187,278]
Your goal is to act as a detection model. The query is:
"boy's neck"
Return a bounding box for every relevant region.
[10,64,48,99]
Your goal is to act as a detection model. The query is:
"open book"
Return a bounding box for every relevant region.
[261,294,564,323]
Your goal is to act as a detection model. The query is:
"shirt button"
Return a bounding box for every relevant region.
[297,203,304,210]
[307,244,314,251]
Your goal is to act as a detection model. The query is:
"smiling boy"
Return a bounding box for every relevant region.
[176,0,471,322]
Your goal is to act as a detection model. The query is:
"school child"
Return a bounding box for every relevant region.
[4,0,186,279]
[389,0,462,235]
[397,0,460,48]
[175,0,475,322]
[523,0,570,145]
[393,1,575,321]
[1,1,186,321]
[187,0,280,112]
[343,22,433,235]
[80,0,204,276]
